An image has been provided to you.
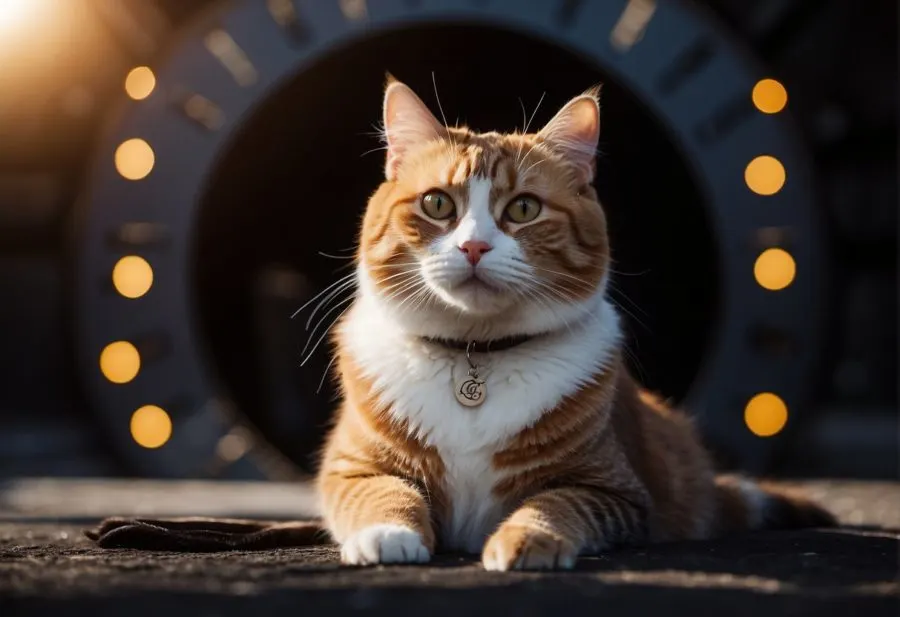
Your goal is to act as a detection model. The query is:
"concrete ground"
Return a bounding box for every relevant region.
[0,478,898,616]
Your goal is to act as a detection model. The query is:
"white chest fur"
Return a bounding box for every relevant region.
[340,283,621,552]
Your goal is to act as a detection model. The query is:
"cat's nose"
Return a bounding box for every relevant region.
[458,240,492,266]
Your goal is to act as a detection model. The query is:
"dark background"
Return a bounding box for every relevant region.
[0,0,895,480]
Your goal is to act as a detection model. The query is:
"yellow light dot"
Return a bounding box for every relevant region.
[99,341,141,384]
[744,392,788,437]
[745,155,786,196]
[115,138,155,180]
[754,248,796,291]
[125,66,156,101]
[112,255,153,299]
[752,78,788,114]
[130,405,173,449]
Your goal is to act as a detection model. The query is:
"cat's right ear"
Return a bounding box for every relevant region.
[383,79,446,180]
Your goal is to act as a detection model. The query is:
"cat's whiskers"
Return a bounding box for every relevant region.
[305,278,358,330]
[523,263,598,293]
[382,281,425,307]
[316,352,338,394]
[290,272,356,319]
[392,280,433,315]
[361,145,389,158]
[520,156,549,178]
[301,302,353,367]
[514,92,545,170]
[302,294,355,359]
[431,72,457,159]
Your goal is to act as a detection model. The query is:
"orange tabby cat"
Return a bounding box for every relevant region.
[316,77,835,570]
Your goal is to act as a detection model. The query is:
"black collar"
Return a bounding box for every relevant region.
[421,334,536,354]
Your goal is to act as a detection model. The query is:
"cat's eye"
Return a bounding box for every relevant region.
[504,195,542,224]
[421,190,456,220]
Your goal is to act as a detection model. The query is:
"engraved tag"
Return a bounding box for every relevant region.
[455,368,486,408]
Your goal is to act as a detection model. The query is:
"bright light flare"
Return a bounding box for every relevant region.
[125,66,156,101]
[99,341,141,384]
[745,155,786,196]
[113,256,154,299]
[0,0,41,33]
[115,139,155,180]
[752,78,788,114]
[131,405,173,449]
[744,393,788,437]
[754,248,796,291]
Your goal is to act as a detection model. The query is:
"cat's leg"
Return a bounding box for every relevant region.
[482,487,647,571]
[319,473,434,565]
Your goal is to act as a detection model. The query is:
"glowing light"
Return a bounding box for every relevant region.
[112,256,153,299]
[130,405,172,449]
[744,392,788,437]
[339,0,368,21]
[0,0,40,34]
[99,341,141,384]
[115,139,155,180]
[754,248,796,291]
[610,0,657,51]
[752,79,787,114]
[125,66,156,100]
[744,155,786,196]
[216,431,250,462]
[204,30,257,86]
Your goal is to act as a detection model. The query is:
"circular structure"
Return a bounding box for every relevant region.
[76,0,825,478]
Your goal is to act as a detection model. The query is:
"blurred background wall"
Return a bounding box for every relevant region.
[0,0,895,481]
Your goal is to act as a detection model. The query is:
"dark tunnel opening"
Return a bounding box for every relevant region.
[194,24,720,472]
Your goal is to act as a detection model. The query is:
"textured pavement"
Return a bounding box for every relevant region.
[0,479,898,616]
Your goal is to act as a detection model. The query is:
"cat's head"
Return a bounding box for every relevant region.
[358,77,609,339]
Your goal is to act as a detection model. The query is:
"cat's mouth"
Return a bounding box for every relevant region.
[454,273,504,294]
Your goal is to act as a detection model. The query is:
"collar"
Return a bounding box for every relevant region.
[421,333,537,354]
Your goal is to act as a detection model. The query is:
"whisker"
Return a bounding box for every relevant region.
[318,251,356,260]
[305,278,356,329]
[361,145,389,158]
[302,294,354,357]
[523,91,546,135]
[290,272,355,319]
[316,352,338,394]
[431,71,457,155]
[301,303,353,367]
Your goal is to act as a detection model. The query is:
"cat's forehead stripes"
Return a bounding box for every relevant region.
[438,133,525,195]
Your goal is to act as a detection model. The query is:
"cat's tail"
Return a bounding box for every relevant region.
[712,474,838,536]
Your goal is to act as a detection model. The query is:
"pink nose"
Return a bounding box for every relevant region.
[458,240,492,266]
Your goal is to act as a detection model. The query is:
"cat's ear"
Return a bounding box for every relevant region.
[382,78,446,180]
[537,86,601,180]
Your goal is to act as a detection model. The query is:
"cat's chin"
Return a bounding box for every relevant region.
[434,278,514,316]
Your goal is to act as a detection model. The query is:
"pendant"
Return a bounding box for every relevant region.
[455,340,486,407]
[455,367,486,407]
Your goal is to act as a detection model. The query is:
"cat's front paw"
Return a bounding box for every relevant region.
[482,524,578,571]
[340,524,431,565]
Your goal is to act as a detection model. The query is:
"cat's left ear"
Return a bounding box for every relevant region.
[537,87,601,181]
[382,77,446,180]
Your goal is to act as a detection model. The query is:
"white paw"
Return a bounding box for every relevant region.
[340,524,431,565]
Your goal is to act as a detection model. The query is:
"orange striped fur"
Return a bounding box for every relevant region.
[315,78,835,570]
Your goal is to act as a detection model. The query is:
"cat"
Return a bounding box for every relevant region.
[316,76,835,571]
